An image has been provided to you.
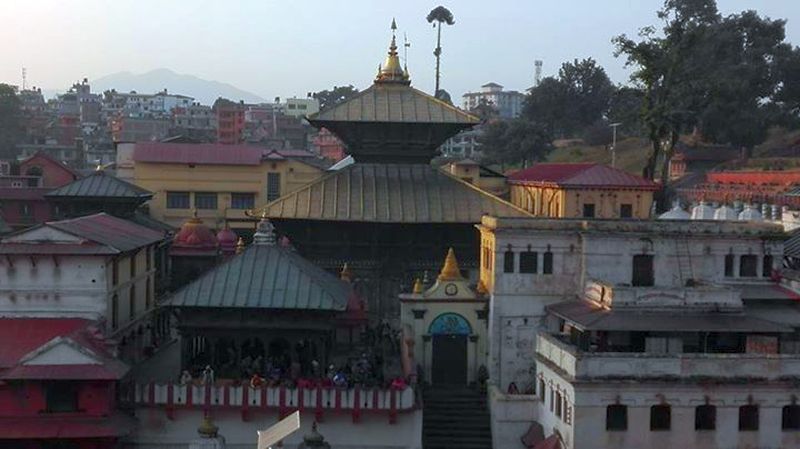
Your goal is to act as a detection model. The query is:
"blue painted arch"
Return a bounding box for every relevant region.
[429,312,472,335]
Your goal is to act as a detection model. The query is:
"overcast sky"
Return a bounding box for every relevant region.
[2,0,799,100]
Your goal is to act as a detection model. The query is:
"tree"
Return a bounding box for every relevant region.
[607,87,645,137]
[522,58,614,138]
[478,119,552,168]
[312,85,360,111]
[0,84,22,159]
[469,98,499,121]
[427,6,455,96]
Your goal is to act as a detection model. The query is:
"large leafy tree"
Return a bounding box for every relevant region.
[312,85,359,111]
[0,84,22,159]
[427,6,455,96]
[478,119,552,169]
[523,58,614,138]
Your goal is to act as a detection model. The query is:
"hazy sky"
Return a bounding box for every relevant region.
[2,0,799,100]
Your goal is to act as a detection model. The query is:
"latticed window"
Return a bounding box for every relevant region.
[520,251,538,274]
[267,172,281,201]
[503,250,515,273]
[194,192,217,210]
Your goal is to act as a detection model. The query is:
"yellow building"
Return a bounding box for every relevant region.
[444,159,508,197]
[130,142,324,230]
[507,163,658,219]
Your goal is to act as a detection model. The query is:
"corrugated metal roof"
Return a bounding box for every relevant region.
[168,244,349,311]
[45,171,152,199]
[785,228,800,258]
[508,163,659,190]
[310,83,479,124]
[258,163,531,223]
[47,213,166,253]
[0,318,89,368]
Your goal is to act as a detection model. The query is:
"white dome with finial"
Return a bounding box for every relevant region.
[691,201,715,220]
[713,204,738,221]
[659,201,690,220]
[738,204,763,221]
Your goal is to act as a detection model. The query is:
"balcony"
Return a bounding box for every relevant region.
[125,383,416,424]
[537,332,800,381]
[584,279,742,311]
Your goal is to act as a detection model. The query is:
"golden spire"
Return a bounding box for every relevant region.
[412,277,423,294]
[438,248,463,281]
[340,262,353,282]
[197,414,218,438]
[476,279,488,295]
[375,18,411,85]
[235,237,246,255]
[187,208,201,224]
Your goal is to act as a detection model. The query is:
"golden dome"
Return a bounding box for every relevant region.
[438,248,463,281]
[375,19,410,85]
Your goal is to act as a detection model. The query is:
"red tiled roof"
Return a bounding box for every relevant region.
[508,163,659,190]
[0,187,51,201]
[47,213,167,252]
[3,363,128,380]
[0,413,136,439]
[0,318,89,368]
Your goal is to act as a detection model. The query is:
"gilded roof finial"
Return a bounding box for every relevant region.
[197,413,218,438]
[340,262,353,282]
[438,248,463,281]
[188,208,201,224]
[235,237,246,255]
[412,277,423,294]
[376,19,410,85]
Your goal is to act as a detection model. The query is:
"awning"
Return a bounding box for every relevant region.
[0,413,136,439]
[547,300,794,333]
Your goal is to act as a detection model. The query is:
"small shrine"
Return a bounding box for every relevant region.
[399,248,488,385]
[169,211,220,289]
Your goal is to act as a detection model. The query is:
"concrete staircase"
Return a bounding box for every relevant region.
[422,385,492,449]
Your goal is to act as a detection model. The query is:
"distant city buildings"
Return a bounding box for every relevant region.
[462,82,525,119]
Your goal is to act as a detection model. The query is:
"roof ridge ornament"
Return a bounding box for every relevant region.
[375,19,411,85]
[253,216,276,245]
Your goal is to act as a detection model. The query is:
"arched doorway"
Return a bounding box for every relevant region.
[429,313,471,385]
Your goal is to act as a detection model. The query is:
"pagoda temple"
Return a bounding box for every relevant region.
[256,21,530,319]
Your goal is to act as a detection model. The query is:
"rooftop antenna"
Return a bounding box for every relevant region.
[534,60,543,87]
[22,67,27,90]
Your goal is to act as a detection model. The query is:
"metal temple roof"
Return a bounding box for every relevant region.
[257,163,531,223]
[45,170,152,199]
[168,244,350,311]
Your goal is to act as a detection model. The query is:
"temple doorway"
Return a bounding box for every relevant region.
[429,312,471,385]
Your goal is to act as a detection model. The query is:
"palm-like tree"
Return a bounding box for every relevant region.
[427,6,455,95]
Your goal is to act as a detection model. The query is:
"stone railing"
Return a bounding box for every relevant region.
[584,279,742,311]
[127,383,416,424]
[537,332,800,381]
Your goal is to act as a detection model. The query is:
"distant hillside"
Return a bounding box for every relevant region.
[91,68,265,105]
[546,137,650,176]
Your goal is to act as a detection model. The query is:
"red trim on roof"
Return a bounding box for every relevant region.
[3,363,128,380]
[0,318,90,368]
[508,163,659,190]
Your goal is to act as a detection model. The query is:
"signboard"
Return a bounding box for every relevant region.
[746,335,778,354]
[257,411,300,449]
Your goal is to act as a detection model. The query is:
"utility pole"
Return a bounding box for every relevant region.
[434,24,442,93]
[609,122,622,168]
[22,67,27,90]
[403,33,411,71]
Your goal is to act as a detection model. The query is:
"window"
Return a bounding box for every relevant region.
[145,278,152,309]
[503,250,515,273]
[267,173,281,201]
[231,192,256,210]
[129,285,136,320]
[620,204,633,219]
[543,251,553,274]
[583,203,596,218]
[166,191,190,209]
[725,254,735,277]
[739,405,759,431]
[695,405,716,430]
[112,259,119,286]
[45,381,79,413]
[783,405,800,430]
[555,391,563,418]
[130,252,137,278]
[146,247,152,271]
[606,404,627,431]
[650,404,671,431]
[763,255,774,278]
[632,254,655,287]
[549,388,555,412]
[194,192,217,210]
[520,251,538,274]
[538,379,545,399]
[19,202,32,217]
[740,255,758,277]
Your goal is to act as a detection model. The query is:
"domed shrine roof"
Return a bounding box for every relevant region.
[170,212,219,257]
[658,202,690,220]
[216,225,238,255]
[714,205,738,221]
[738,204,763,221]
[690,201,715,220]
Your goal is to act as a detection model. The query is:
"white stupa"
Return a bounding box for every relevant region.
[690,201,715,220]
[713,204,738,221]
[738,204,763,221]
[658,201,691,220]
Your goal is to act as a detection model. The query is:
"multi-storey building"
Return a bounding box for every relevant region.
[120,142,323,232]
[280,96,320,118]
[478,216,800,449]
[462,83,525,119]
[508,163,659,219]
[216,102,246,144]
